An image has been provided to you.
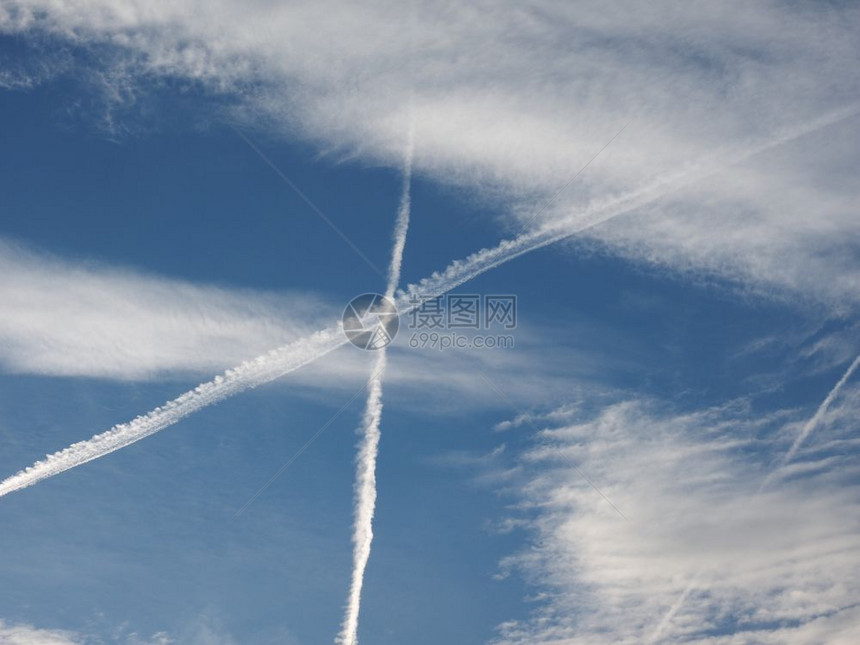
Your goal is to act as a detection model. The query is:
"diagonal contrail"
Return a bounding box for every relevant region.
[338,127,414,645]
[0,328,346,498]
[759,352,860,491]
[645,577,697,644]
[393,105,859,311]
[0,106,854,500]
[781,353,860,466]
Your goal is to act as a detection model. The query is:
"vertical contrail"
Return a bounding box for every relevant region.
[337,350,386,645]
[338,127,414,645]
[386,124,414,298]
[0,106,852,500]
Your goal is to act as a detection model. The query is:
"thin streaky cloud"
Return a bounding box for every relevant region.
[233,364,384,519]
[232,126,386,280]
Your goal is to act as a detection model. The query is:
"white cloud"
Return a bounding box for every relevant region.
[0,621,80,645]
[1,1,859,307]
[0,619,242,645]
[0,238,333,380]
[491,389,860,644]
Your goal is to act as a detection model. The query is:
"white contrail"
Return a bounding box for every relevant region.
[386,126,414,298]
[0,327,346,498]
[338,128,413,645]
[0,107,853,499]
[337,349,386,645]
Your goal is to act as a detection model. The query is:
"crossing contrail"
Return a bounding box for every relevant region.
[338,127,413,645]
[0,106,854,500]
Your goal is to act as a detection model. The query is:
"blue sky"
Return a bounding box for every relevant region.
[1,3,860,644]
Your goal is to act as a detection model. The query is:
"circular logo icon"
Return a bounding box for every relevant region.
[342,293,400,350]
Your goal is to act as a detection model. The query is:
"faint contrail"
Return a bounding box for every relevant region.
[645,577,697,644]
[0,107,853,499]
[759,353,860,491]
[338,127,413,645]
[661,352,860,633]
[782,354,860,465]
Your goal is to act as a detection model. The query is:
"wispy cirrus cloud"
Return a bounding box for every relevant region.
[1,1,858,307]
[0,238,333,380]
[489,388,860,644]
